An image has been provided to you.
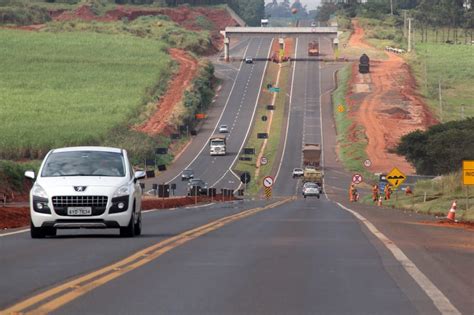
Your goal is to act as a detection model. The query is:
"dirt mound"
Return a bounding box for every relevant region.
[0,207,29,229]
[347,20,438,174]
[135,48,199,136]
[53,5,237,51]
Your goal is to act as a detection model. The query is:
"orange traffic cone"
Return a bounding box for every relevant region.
[447,200,457,221]
[377,196,383,206]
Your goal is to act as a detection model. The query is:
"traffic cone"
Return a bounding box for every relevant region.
[447,200,457,221]
[377,196,383,206]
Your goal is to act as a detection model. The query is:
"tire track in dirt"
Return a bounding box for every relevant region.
[136,48,198,136]
[348,20,437,174]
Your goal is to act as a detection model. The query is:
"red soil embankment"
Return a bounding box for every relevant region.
[347,20,437,174]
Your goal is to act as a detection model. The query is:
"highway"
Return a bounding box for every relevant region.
[1,31,473,315]
[149,37,273,196]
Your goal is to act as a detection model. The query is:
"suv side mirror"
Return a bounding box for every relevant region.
[24,170,35,179]
[134,171,146,181]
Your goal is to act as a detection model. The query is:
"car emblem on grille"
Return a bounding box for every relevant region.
[74,186,87,192]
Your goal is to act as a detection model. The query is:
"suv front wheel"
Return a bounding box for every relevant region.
[120,210,136,238]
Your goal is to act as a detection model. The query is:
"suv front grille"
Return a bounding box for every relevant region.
[52,195,108,216]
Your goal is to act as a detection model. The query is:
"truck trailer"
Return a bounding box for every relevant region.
[302,143,323,186]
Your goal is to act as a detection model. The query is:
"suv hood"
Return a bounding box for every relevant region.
[35,177,128,197]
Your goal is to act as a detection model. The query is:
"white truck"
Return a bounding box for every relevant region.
[209,135,226,156]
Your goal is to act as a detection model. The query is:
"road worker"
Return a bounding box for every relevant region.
[349,184,356,202]
[405,186,413,195]
[384,184,392,200]
[372,184,379,202]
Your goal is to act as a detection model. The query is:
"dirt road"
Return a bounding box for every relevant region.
[347,20,437,174]
[136,49,199,136]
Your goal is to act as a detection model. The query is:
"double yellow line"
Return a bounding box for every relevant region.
[2,197,293,314]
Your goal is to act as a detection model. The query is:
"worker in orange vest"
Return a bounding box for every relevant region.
[384,184,392,200]
[349,184,356,202]
[372,184,379,202]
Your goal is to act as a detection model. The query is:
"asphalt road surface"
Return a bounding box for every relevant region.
[1,33,472,314]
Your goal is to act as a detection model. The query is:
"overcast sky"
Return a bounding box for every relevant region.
[265,0,322,10]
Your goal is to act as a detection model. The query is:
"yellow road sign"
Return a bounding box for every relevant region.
[463,160,474,185]
[337,104,345,113]
[386,167,406,188]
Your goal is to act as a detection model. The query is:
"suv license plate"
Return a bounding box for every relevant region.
[67,207,92,216]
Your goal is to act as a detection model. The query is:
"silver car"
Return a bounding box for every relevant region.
[302,182,320,199]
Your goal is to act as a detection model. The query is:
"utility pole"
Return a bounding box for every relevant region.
[390,0,393,15]
[438,79,443,122]
[403,10,407,38]
[408,18,412,52]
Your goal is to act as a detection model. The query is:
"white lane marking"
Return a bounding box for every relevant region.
[184,202,215,209]
[275,37,299,184]
[0,228,30,237]
[213,38,274,188]
[336,202,461,315]
[166,41,252,184]
[319,53,328,200]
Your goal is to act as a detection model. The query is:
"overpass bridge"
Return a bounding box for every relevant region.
[221,27,339,61]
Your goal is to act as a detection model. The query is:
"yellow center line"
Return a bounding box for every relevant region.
[2,197,293,315]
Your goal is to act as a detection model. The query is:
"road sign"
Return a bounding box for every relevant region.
[257,133,268,139]
[463,160,474,185]
[263,176,274,188]
[386,167,406,188]
[260,157,268,165]
[240,172,251,184]
[262,115,267,121]
[352,174,363,184]
[337,104,345,113]
[364,159,371,167]
[264,187,272,199]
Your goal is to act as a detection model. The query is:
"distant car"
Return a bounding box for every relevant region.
[245,57,253,64]
[187,178,208,195]
[218,124,229,133]
[292,168,304,178]
[181,169,194,181]
[311,22,316,27]
[302,182,320,199]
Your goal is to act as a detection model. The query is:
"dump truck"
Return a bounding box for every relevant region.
[302,143,323,186]
[209,135,226,156]
[308,41,319,56]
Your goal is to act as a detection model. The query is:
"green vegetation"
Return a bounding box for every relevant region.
[362,171,474,222]
[408,43,474,122]
[396,118,474,175]
[228,0,264,26]
[0,29,173,160]
[332,64,374,181]
[0,160,41,192]
[0,1,51,25]
[234,60,291,195]
[44,16,212,54]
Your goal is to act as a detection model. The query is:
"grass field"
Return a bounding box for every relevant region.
[361,171,474,222]
[0,29,172,159]
[408,43,474,122]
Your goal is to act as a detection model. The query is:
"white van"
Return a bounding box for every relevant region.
[25,146,145,238]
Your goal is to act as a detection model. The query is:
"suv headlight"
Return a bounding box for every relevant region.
[113,185,130,198]
[32,184,48,198]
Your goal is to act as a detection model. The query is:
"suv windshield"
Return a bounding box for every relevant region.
[41,151,125,177]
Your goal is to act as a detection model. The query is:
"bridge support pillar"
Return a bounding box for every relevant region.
[224,37,230,62]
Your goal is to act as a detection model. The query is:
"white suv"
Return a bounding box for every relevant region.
[25,146,146,238]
